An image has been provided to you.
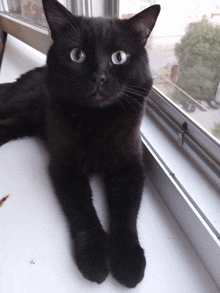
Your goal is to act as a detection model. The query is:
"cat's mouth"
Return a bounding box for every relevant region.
[86,87,122,108]
[89,90,113,107]
[94,92,107,101]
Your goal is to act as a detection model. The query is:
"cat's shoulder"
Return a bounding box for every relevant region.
[16,66,47,85]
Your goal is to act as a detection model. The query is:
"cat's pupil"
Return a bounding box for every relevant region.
[76,50,82,60]
[111,51,127,65]
[117,52,122,62]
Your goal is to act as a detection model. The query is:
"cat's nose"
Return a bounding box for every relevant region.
[99,75,106,85]
[92,74,106,86]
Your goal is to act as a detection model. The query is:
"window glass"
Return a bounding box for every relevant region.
[1,0,67,27]
[1,0,47,27]
[120,0,220,144]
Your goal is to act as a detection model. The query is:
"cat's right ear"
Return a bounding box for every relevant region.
[42,0,79,41]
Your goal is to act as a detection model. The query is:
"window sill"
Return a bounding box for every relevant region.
[141,109,220,288]
[0,138,219,292]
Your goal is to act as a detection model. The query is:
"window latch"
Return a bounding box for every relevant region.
[178,122,188,146]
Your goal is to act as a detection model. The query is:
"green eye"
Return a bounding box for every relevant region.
[70,48,86,63]
[111,51,128,65]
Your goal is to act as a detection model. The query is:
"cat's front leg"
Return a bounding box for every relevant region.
[49,163,108,284]
[104,163,146,288]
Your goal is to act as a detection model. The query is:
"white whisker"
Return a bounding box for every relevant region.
[124,86,147,98]
[121,96,139,111]
[121,92,144,111]
[118,99,126,111]
[125,84,148,93]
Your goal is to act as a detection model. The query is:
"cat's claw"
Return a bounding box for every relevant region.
[74,230,109,284]
[109,239,146,288]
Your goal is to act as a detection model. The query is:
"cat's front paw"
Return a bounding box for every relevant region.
[74,230,108,284]
[109,237,146,288]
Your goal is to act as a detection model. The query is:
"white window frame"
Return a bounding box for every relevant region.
[0,0,220,288]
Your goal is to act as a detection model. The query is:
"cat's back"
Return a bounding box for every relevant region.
[0,66,48,104]
[0,66,48,141]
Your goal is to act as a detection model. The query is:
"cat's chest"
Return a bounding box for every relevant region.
[66,119,118,172]
[47,107,140,172]
[68,108,121,138]
[74,116,117,152]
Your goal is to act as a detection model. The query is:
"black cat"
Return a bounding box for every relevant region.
[0,0,160,288]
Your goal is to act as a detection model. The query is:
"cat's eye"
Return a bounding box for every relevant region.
[111,51,128,65]
[70,48,86,63]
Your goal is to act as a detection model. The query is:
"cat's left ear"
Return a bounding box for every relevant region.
[127,5,161,45]
[42,0,79,41]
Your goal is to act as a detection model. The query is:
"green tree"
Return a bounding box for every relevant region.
[173,19,220,102]
[212,123,220,139]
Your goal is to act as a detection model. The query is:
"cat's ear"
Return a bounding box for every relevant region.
[42,0,79,41]
[127,5,160,45]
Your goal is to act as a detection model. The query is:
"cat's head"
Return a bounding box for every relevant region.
[43,0,160,108]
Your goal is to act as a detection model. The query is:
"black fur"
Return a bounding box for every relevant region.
[0,1,160,288]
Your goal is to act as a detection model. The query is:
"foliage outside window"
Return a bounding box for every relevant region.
[160,17,220,142]
[173,19,220,107]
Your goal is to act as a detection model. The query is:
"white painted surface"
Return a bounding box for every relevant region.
[0,34,220,292]
[0,35,46,83]
[0,138,219,292]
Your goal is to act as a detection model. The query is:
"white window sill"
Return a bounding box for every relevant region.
[141,112,220,289]
[0,138,219,292]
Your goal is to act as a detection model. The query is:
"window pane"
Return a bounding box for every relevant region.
[1,0,47,27]
[120,0,220,144]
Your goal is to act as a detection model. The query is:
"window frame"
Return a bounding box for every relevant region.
[0,0,220,288]
[141,132,220,289]
[0,11,51,54]
[147,87,220,185]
